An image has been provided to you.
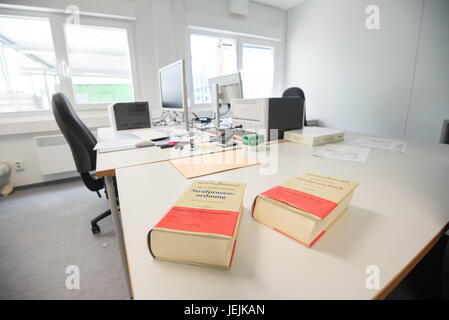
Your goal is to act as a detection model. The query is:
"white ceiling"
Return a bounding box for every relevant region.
[252,0,309,10]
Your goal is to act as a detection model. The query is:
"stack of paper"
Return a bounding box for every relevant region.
[349,137,406,153]
[284,127,345,146]
[132,129,170,141]
[312,136,407,163]
[313,144,370,163]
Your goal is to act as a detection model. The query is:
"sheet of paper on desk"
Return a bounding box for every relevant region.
[313,144,370,163]
[349,136,407,153]
[170,150,259,179]
[94,140,139,153]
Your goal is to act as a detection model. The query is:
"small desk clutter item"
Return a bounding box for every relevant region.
[148,180,246,269]
[242,133,265,146]
[134,140,154,148]
[284,127,344,146]
[252,172,359,248]
[213,128,237,147]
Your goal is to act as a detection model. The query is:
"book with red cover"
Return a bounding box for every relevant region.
[148,180,246,269]
[252,172,358,247]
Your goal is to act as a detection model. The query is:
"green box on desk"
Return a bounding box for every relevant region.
[243,134,264,146]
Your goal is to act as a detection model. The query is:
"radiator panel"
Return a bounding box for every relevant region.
[33,135,76,175]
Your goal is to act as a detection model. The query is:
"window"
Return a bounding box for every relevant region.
[64,24,134,104]
[190,34,237,104]
[189,31,277,107]
[0,15,59,112]
[0,9,138,113]
[241,43,274,99]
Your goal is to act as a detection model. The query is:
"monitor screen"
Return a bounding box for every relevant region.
[159,61,184,110]
[113,102,151,131]
[209,73,242,105]
[220,83,242,104]
[268,97,304,140]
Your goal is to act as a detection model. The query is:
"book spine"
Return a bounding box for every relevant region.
[147,229,156,258]
[273,228,325,248]
[252,193,331,247]
[250,196,259,218]
[228,240,237,268]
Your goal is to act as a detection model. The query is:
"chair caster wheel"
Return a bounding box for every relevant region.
[91,224,100,234]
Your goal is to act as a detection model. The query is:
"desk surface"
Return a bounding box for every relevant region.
[115,134,449,299]
[96,127,241,177]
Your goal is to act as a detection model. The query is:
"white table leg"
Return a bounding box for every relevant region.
[104,175,133,299]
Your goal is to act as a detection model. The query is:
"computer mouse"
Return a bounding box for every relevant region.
[135,140,154,148]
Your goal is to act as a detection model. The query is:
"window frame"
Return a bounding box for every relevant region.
[186,27,280,111]
[0,7,141,117]
[186,29,238,109]
[239,37,278,99]
[62,16,140,111]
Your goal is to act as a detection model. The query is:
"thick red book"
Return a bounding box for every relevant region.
[252,172,358,247]
[148,180,246,269]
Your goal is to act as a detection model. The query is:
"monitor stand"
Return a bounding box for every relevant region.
[211,83,221,130]
[161,111,194,137]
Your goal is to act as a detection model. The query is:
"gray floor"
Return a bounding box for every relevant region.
[0,179,129,300]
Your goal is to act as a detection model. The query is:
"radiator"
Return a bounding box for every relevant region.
[33,135,77,175]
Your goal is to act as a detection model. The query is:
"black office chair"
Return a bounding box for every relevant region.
[282,87,307,126]
[443,234,449,299]
[440,121,449,298]
[440,120,449,144]
[52,92,113,234]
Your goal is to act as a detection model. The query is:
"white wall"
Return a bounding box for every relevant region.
[152,0,286,111]
[285,0,449,142]
[404,0,449,142]
[0,0,286,186]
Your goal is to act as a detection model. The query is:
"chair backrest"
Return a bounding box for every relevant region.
[282,87,306,126]
[51,92,97,174]
[282,87,305,101]
[440,120,449,144]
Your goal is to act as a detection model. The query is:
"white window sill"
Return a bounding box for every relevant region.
[0,110,110,136]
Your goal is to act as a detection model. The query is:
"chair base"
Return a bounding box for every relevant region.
[443,234,449,299]
[91,209,112,234]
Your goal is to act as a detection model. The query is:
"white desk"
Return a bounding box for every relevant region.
[115,135,449,299]
[95,126,244,297]
[96,127,241,177]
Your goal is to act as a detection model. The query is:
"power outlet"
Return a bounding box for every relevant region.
[14,160,25,172]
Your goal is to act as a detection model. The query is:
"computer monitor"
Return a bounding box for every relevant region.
[208,73,242,128]
[159,59,189,131]
[108,102,151,132]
